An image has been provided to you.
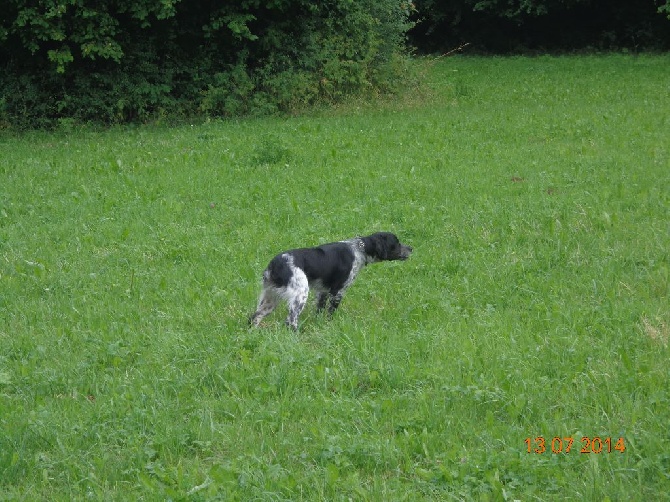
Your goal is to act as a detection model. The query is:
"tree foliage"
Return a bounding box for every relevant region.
[1,0,669,128]
[410,0,670,53]
[0,0,414,127]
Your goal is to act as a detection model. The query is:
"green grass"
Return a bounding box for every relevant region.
[1,54,669,500]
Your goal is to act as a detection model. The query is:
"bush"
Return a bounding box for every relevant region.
[410,0,670,53]
[0,0,414,128]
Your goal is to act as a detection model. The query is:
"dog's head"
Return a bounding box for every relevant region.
[362,232,412,262]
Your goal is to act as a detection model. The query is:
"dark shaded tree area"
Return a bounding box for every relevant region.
[410,0,670,53]
[0,0,413,128]
[0,0,668,128]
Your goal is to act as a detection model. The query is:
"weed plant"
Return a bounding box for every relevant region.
[1,54,669,500]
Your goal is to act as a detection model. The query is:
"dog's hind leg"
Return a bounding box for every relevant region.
[285,269,309,330]
[249,288,280,327]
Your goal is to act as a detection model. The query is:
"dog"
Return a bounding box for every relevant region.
[250,232,412,330]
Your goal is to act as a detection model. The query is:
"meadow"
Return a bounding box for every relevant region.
[1,54,669,500]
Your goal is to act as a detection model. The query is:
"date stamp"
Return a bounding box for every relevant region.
[525,437,626,454]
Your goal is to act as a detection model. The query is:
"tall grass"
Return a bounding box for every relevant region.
[1,54,669,500]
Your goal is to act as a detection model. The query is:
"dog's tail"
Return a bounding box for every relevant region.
[265,254,293,288]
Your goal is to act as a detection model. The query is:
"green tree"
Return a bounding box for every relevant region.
[0,0,414,127]
[410,0,670,52]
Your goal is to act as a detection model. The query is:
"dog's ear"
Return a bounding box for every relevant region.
[362,232,396,261]
[367,232,411,261]
[361,234,381,260]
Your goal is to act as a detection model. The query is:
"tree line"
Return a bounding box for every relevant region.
[411,0,670,53]
[0,0,668,128]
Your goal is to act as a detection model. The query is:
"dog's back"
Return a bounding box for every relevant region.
[288,242,356,290]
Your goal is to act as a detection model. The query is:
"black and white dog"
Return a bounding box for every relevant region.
[250,232,412,330]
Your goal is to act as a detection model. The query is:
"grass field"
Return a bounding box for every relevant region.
[1,54,669,500]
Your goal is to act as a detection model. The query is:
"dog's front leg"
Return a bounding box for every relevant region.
[328,290,345,316]
[316,292,329,313]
